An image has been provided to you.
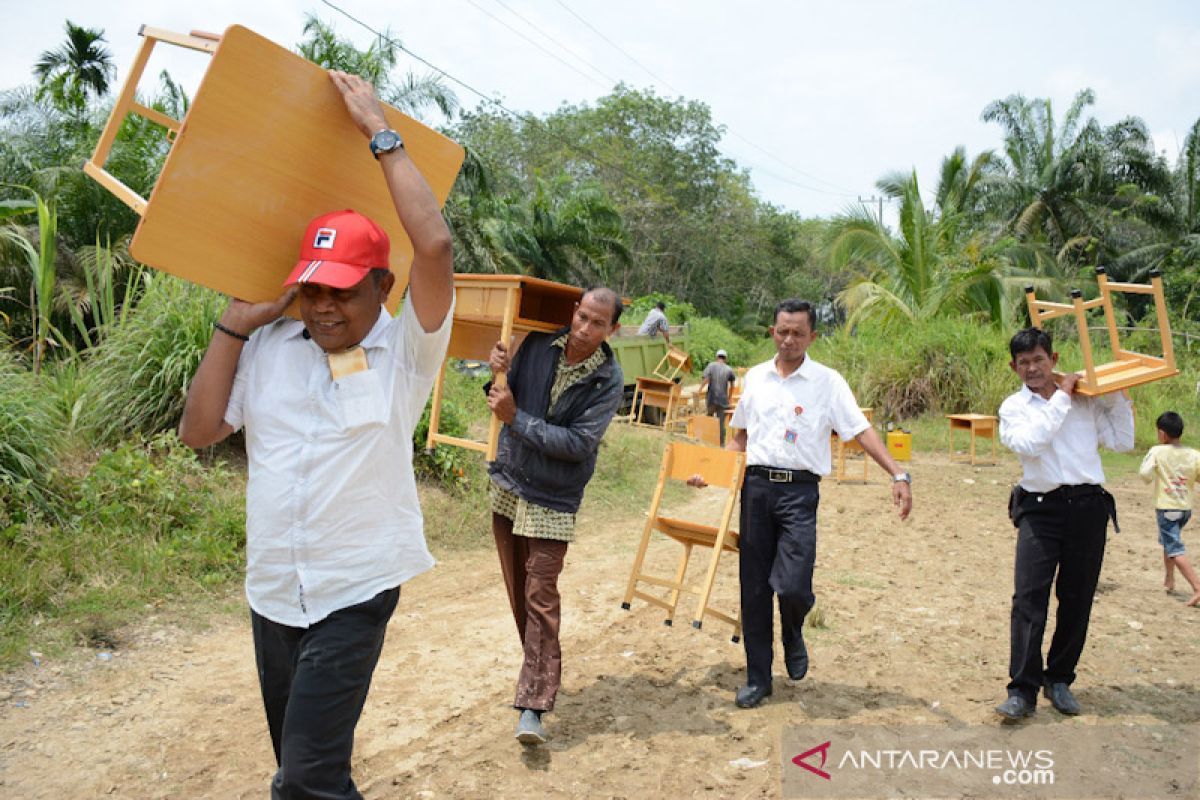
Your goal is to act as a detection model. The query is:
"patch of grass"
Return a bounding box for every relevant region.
[806,604,828,630]
[0,433,245,668]
[827,571,886,590]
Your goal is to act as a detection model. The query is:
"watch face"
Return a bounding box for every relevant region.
[371,130,403,156]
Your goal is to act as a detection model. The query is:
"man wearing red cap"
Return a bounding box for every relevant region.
[179,70,453,799]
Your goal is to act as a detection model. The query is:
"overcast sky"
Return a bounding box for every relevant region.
[4,1,1198,220]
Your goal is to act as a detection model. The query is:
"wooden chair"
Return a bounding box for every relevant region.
[832,408,873,483]
[686,414,722,446]
[1025,267,1178,395]
[652,345,693,382]
[627,376,685,430]
[621,442,746,641]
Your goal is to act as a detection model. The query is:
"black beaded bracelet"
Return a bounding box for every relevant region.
[213,321,250,342]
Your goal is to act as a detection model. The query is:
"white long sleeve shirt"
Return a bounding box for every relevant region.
[998,385,1134,493]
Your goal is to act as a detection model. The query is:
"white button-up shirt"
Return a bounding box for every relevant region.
[730,355,870,475]
[224,294,453,627]
[999,385,1134,493]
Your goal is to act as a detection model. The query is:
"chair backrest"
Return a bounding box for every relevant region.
[664,441,745,489]
[686,415,721,446]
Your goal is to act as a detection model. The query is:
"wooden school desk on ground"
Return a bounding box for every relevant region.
[946,413,998,465]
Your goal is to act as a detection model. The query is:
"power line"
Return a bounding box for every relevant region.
[553,0,676,92]
[550,1,860,197]
[317,0,694,215]
[460,0,609,90]
[488,0,621,88]
[318,0,859,208]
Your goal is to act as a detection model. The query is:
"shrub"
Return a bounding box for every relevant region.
[811,317,1013,420]
[413,364,490,487]
[80,274,225,444]
[0,343,60,512]
[681,316,753,376]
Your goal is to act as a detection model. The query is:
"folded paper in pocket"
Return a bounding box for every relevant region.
[328,346,369,380]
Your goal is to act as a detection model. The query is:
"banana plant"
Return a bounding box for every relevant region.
[0,187,63,373]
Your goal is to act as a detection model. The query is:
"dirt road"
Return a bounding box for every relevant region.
[2,450,1197,798]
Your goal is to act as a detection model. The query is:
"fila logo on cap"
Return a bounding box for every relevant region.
[313,228,337,249]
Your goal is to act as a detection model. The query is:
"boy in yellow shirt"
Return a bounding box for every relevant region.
[1139,411,1200,606]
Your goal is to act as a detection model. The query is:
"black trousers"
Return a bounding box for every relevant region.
[251,587,399,800]
[739,474,819,687]
[1007,493,1108,703]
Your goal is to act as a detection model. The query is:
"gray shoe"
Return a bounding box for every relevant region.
[515,709,547,745]
[1044,682,1081,715]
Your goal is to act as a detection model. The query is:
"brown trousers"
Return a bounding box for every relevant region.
[492,513,568,712]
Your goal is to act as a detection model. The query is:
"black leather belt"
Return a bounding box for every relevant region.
[1037,483,1103,501]
[746,465,821,483]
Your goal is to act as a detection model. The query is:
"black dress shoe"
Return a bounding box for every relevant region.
[1043,682,1081,715]
[735,683,772,708]
[995,695,1036,720]
[784,636,809,681]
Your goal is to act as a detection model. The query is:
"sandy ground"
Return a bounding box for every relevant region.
[1,448,1198,799]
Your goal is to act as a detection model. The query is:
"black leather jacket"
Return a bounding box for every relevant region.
[487,328,624,514]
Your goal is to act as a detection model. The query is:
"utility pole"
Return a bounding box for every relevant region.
[858,195,883,225]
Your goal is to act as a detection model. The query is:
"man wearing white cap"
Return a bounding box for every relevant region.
[178,70,453,799]
[700,348,736,445]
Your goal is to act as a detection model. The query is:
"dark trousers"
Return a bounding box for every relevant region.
[492,513,569,712]
[739,475,819,687]
[1007,493,1108,702]
[251,587,399,800]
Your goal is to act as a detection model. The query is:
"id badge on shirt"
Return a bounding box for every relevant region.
[783,405,804,446]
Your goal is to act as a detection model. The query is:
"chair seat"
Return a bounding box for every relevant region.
[654,517,739,551]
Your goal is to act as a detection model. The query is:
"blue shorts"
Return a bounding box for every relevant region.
[1156,509,1192,558]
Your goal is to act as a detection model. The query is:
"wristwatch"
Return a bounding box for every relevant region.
[369,128,404,159]
[892,471,912,484]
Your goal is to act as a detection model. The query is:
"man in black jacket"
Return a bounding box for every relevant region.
[486,287,624,745]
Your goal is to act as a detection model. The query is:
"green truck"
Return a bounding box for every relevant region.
[607,329,690,411]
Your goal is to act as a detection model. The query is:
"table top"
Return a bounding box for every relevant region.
[946,413,997,422]
[127,25,464,315]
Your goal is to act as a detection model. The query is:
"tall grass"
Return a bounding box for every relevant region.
[811,317,1014,420]
[80,274,225,444]
[0,340,59,513]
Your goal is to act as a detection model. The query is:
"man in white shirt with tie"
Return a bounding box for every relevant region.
[178,71,454,798]
[995,327,1133,720]
[715,298,912,708]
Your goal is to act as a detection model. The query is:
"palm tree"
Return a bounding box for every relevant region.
[830,157,1016,329]
[489,176,631,285]
[33,21,115,115]
[981,89,1171,277]
[296,15,458,121]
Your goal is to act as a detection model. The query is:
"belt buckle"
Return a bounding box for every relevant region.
[768,468,791,483]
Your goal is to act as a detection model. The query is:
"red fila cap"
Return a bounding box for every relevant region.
[283,209,391,289]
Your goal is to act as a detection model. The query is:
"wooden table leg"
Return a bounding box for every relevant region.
[486,287,518,462]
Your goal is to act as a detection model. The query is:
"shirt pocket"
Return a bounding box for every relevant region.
[333,370,389,432]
